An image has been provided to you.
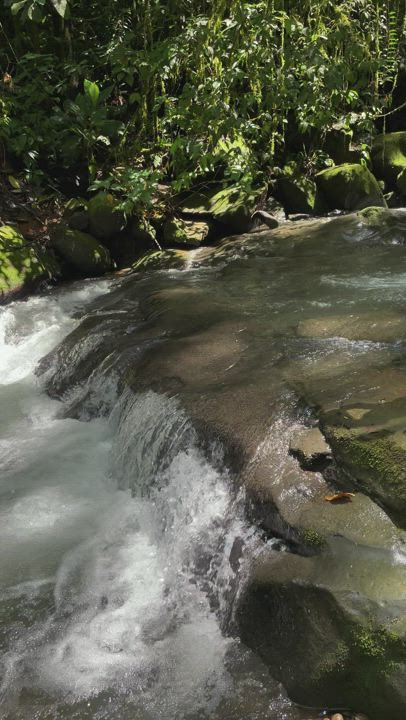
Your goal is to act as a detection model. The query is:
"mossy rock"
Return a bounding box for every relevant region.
[51,225,112,276]
[320,399,406,527]
[315,163,386,211]
[277,175,319,214]
[179,184,263,233]
[0,225,58,301]
[88,192,125,240]
[371,131,406,186]
[163,217,211,247]
[238,550,406,720]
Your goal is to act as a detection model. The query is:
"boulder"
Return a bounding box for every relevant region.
[88,192,124,240]
[0,225,57,301]
[51,225,112,276]
[320,399,406,528]
[315,163,386,211]
[238,547,406,720]
[371,131,406,186]
[277,174,319,214]
[179,185,263,233]
[163,217,211,247]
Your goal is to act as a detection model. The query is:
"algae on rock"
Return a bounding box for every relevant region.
[0,225,57,301]
[315,163,386,211]
[51,225,112,276]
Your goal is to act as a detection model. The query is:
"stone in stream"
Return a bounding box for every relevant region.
[0,224,58,301]
[289,427,332,471]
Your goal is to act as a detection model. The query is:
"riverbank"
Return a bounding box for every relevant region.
[2,129,406,304]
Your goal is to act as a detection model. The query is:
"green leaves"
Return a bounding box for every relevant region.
[49,0,68,17]
[84,80,100,108]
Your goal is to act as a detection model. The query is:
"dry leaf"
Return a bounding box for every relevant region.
[324,492,355,503]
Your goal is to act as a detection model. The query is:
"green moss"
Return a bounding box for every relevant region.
[51,225,112,276]
[332,430,406,488]
[372,131,406,186]
[316,163,386,211]
[300,528,327,550]
[163,217,209,246]
[0,225,57,298]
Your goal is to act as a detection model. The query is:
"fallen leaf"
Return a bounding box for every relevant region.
[324,492,355,503]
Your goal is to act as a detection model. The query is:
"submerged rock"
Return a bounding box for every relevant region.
[51,225,112,276]
[371,131,406,186]
[0,225,57,301]
[315,163,386,211]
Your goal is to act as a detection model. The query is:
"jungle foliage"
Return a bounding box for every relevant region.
[0,0,405,212]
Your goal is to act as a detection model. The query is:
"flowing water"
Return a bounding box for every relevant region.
[0,280,299,719]
[2,212,406,720]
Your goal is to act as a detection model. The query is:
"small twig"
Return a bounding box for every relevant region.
[0,21,18,63]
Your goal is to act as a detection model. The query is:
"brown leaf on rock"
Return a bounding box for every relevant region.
[324,492,355,503]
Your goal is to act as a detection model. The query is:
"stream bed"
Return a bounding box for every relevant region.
[2,211,406,720]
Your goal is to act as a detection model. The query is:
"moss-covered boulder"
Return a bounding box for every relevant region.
[320,399,406,527]
[179,184,262,233]
[238,549,406,720]
[371,131,406,186]
[163,217,211,247]
[51,225,112,276]
[315,163,386,211]
[88,192,124,240]
[0,225,57,301]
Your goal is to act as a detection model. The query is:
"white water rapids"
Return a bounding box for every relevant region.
[0,281,296,720]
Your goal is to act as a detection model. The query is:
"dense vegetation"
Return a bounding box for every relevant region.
[0,0,405,214]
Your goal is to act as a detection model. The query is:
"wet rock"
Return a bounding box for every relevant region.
[237,546,406,720]
[0,225,58,301]
[297,311,406,343]
[51,225,112,276]
[320,399,406,528]
[289,427,332,471]
[88,192,125,240]
[163,217,211,247]
[371,131,406,187]
[315,163,386,211]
